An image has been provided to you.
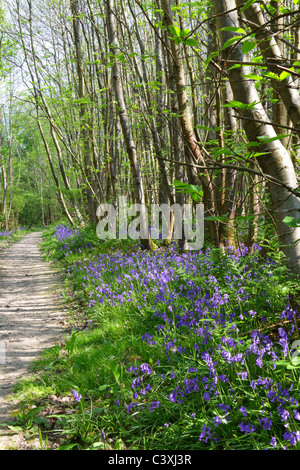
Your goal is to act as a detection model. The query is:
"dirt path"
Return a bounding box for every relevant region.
[0,232,67,449]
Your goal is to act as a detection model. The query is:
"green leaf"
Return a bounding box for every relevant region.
[220,26,246,34]
[241,40,256,54]
[92,442,106,449]
[279,5,292,13]
[57,443,79,450]
[263,71,280,80]
[114,439,125,450]
[241,0,256,12]
[7,425,23,433]
[191,192,201,203]
[98,384,112,392]
[251,55,263,64]
[168,25,181,38]
[223,100,259,110]
[223,100,248,109]
[108,358,123,386]
[173,179,203,200]
[275,359,290,368]
[283,216,300,228]
[228,63,242,70]
[204,215,228,223]
[279,70,292,81]
[204,51,219,69]
[221,36,243,51]
[184,38,198,47]
[205,54,213,68]
[196,124,213,131]
[243,73,263,81]
[257,134,290,144]
[287,363,300,370]
[180,28,190,38]
[252,152,268,157]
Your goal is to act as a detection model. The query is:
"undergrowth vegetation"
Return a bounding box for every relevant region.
[7,222,300,450]
[0,227,31,251]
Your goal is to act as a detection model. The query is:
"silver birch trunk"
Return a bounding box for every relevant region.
[236,0,300,140]
[214,0,300,275]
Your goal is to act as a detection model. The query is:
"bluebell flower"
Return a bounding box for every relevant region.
[283,430,300,446]
[71,390,82,402]
[239,421,256,434]
[259,417,272,431]
[293,410,300,420]
[270,437,277,447]
[149,401,160,412]
[213,416,223,426]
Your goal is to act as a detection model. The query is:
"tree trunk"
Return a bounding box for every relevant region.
[16,0,75,227]
[161,0,219,246]
[106,0,153,249]
[214,0,300,275]
[70,0,96,225]
[237,0,300,141]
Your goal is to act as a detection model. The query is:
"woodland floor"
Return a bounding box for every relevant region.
[0,232,68,449]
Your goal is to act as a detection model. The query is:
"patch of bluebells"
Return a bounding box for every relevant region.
[57,232,300,449]
[0,227,27,238]
[53,224,94,256]
[0,229,13,237]
[54,224,81,240]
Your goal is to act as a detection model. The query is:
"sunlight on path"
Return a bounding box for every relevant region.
[0,232,67,432]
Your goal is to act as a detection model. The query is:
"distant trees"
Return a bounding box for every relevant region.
[0,0,299,272]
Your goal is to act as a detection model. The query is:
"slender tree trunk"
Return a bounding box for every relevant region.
[129,1,175,243]
[2,165,7,224]
[16,0,75,226]
[70,0,96,225]
[106,0,153,249]
[0,108,7,225]
[36,108,75,226]
[161,0,220,246]
[246,162,260,250]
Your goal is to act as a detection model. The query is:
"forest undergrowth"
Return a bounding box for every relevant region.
[3,222,300,451]
[0,227,30,251]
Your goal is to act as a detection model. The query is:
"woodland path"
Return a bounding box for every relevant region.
[0,232,67,449]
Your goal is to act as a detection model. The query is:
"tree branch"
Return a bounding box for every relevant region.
[155,156,300,198]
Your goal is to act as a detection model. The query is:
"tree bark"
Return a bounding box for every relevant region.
[70,0,96,225]
[161,0,219,246]
[106,0,153,249]
[214,0,300,275]
[237,0,300,141]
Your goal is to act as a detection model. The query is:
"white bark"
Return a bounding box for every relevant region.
[236,0,300,139]
[214,0,300,274]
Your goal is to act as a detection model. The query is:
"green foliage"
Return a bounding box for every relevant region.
[222,100,260,110]
[240,0,257,12]
[283,217,300,229]
[167,25,198,48]
[172,179,203,203]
